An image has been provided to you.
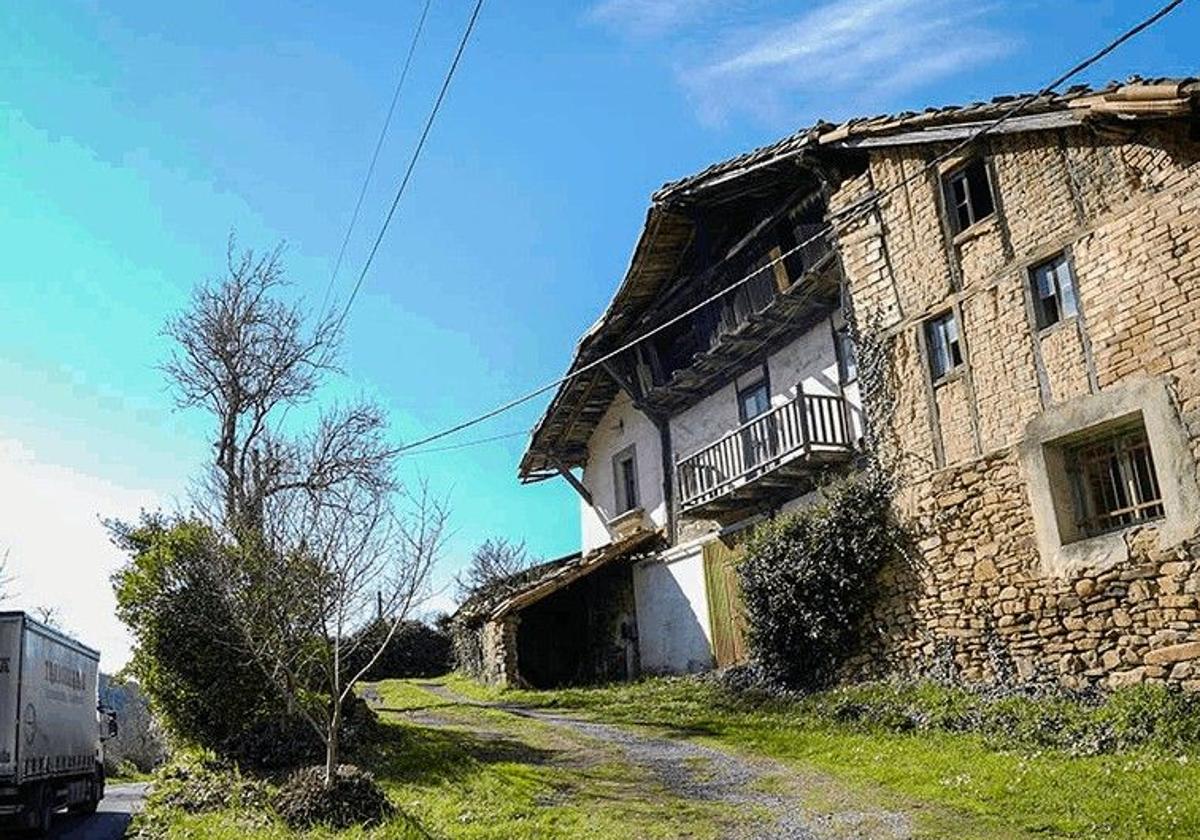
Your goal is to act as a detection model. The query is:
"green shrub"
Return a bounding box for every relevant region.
[343,618,452,680]
[797,678,1200,756]
[738,469,907,689]
[271,764,395,829]
[149,753,269,814]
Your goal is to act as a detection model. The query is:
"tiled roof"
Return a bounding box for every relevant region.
[654,77,1198,204]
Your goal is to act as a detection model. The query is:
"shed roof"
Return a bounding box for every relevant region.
[453,529,661,624]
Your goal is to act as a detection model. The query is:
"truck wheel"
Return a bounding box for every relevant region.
[68,778,99,816]
[30,784,53,836]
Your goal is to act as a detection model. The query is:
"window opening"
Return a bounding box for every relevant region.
[612,447,639,514]
[1030,253,1079,329]
[1068,425,1163,537]
[943,158,996,234]
[925,311,964,381]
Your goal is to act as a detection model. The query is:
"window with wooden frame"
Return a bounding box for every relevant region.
[942,157,996,234]
[1067,423,1163,538]
[737,373,771,423]
[925,311,964,382]
[612,445,639,515]
[1030,252,1079,330]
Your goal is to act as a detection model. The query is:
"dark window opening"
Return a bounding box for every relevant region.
[943,158,996,234]
[1068,424,1163,537]
[1030,253,1079,330]
[925,311,964,381]
[612,446,639,514]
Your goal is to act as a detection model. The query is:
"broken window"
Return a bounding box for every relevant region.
[943,158,995,234]
[612,445,639,514]
[925,311,964,381]
[1067,423,1163,537]
[1030,252,1079,329]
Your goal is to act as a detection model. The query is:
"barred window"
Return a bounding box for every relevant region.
[1068,425,1163,537]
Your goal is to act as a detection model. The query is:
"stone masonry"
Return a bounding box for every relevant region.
[831,120,1200,690]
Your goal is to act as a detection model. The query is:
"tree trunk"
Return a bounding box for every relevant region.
[324,705,340,789]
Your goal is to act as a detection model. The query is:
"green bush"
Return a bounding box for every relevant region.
[110,516,288,756]
[272,764,395,829]
[343,618,452,681]
[111,514,377,770]
[738,469,907,689]
[149,753,270,814]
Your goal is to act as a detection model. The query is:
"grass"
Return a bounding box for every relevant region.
[135,680,737,840]
[439,674,1200,839]
[134,674,1200,839]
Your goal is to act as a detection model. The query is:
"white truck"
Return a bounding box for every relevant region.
[0,612,117,834]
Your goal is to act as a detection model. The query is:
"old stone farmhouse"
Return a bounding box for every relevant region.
[456,77,1200,692]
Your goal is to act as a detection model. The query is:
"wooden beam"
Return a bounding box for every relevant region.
[552,458,593,506]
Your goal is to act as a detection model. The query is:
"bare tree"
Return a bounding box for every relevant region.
[456,537,533,600]
[162,240,450,785]
[213,479,448,780]
[162,239,341,530]
[34,605,61,629]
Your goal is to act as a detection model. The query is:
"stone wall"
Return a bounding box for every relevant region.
[833,120,1200,689]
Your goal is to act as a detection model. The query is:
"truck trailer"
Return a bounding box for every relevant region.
[0,612,116,834]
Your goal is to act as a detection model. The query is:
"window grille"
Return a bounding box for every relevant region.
[1069,427,1163,536]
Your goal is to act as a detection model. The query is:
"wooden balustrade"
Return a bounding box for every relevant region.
[676,393,852,511]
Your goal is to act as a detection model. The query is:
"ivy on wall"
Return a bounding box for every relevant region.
[738,467,909,690]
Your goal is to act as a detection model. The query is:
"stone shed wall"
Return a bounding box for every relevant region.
[831,121,1200,689]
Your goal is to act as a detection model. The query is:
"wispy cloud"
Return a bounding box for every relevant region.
[587,0,723,38]
[590,0,1015,126]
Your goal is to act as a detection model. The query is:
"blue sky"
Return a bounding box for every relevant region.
[0,0,1195,669]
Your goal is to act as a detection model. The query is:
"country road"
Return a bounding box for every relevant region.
[46,783,148,840]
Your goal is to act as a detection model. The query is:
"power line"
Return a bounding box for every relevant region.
[394,0,1184,456]
[319,0,434,317]
[335,0,487,332]
[401,429,529,455]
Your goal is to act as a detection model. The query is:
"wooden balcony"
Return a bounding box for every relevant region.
[676,392,854,516]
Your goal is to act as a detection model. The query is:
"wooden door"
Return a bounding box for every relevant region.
[702,536,749,668]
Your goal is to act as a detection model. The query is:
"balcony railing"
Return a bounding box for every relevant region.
[676,392,853,512]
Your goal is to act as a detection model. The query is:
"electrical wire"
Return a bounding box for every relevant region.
[400,429,530,455]
[335,0,486,333]
[393,0,1185,456]
[319,0,435,317]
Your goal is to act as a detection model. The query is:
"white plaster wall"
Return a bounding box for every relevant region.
[633,545,715,674]
[670,313,862,460]
[580,390,665,552]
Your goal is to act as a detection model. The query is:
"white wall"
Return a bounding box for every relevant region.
[633,545,714,674]
[580,390,666,552]
[670,313,860,461]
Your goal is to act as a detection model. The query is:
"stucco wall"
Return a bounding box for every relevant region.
[633,544,715,674]
[670,315,851,462]
[580,391,665,552]
[832,121,1200,690]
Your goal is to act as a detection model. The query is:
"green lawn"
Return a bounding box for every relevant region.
[134,675,1200,839]
[442,674,1200,839]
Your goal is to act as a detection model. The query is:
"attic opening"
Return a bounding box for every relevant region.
[647,192,831,384]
